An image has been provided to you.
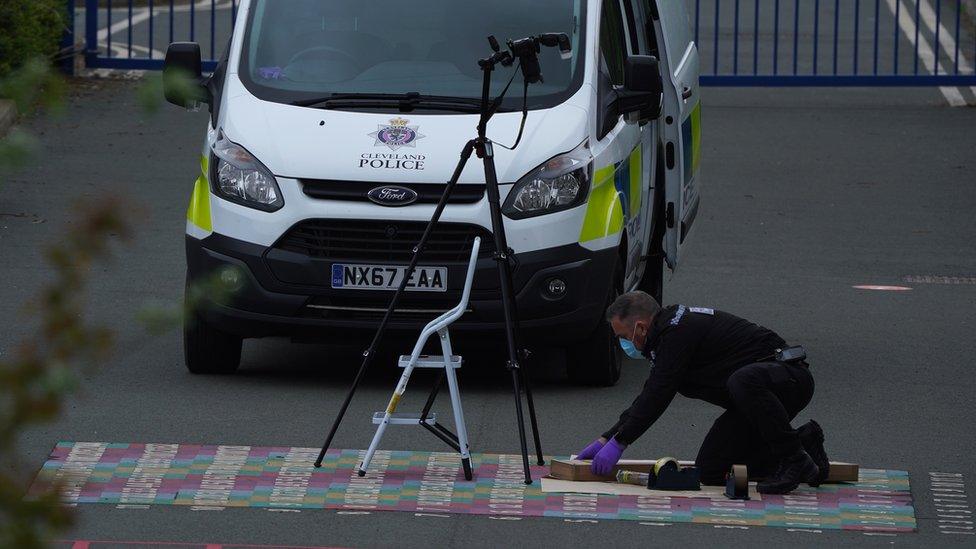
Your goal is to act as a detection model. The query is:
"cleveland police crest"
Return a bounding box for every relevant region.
[369,117,426,151]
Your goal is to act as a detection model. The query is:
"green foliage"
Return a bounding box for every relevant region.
[0,127,38,169]
[138,265,242,335]
[0,57,66,115]
[0,58,76,545]
[138,68,206,115]
[0,41,229,548]
[0,200,133,548]
[136,72,167,115]
[0,58,65,173]
[0,0,66,77]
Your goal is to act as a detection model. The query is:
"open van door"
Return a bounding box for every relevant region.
[649,1,701,268]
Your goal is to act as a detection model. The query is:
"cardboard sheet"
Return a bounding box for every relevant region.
[541,476,761,500]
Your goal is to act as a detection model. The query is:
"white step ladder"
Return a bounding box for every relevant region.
[357,237,481,481]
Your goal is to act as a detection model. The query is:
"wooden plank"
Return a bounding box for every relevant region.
[549,459,860,483]
[825,461,859,483]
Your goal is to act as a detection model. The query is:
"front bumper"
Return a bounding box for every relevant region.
[186,232,617,346]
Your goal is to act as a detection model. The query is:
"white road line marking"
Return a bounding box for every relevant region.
[190,506,224,511]
[905,275,976,285]
[884,0,967,106]
[105,42,166,60]
[414,513,451,518]
[336,511,371,515]
[95,0,235,41]
[939,511,972,524]
[929,472,974,536]
[115,504,150,509]
[97,7,152,41]
[915,0,976,103]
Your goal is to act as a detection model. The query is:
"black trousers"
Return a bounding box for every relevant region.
[696,361,815,486]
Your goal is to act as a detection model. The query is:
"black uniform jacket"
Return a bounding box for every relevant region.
[602,305,787,445]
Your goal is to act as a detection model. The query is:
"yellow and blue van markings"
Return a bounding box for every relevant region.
[579,146,642,244]
[681,101,702,186]
[187,155,212,232]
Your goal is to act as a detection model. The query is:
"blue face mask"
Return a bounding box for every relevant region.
[619,338,644,359]
[619,323,646,359]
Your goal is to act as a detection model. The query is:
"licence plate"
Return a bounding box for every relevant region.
[331,264,447,292]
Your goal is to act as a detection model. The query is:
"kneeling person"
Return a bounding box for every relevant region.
[577,291,829,494]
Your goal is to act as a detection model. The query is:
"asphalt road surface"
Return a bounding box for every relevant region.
[2,78,975,547]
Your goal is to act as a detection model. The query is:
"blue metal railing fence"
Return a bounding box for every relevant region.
[68,0,976,85]
[695,0,976,85]
[74,0,236,71]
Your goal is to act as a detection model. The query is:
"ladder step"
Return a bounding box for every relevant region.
[372,412,438,425]
[398,355,463,369]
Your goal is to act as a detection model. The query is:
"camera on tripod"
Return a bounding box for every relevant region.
[484,33,572,84]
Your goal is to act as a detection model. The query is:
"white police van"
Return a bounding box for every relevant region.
[164,0,701,385]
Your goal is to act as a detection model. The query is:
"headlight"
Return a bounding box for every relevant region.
[502,141,592,219]
[209,133,283,212]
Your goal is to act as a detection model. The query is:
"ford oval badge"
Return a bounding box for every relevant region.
[367,185,418,207]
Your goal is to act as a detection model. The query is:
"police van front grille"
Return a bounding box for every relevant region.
[274,219,495,263]
[301,179,485,204]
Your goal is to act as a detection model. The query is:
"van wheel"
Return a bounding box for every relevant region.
[183,310,243,374]
[638,251,664,304]
[639,152,667,305]
[566,261,623,386]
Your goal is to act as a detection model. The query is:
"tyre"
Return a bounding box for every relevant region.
[638,151,667,304]
[638,249,664,305]
[566,260,623,386]
[183,309,243,375]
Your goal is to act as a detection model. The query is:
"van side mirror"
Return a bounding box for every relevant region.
[615,55,663,121]
[163,42,210,108]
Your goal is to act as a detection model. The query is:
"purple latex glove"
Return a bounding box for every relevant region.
[591,438,626,476]
[577,439,605,460]
[257,66,284,80]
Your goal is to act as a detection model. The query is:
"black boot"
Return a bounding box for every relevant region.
[798,420,830,487]
[757,450,820,494]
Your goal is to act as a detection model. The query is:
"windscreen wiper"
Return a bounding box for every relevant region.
[293,92,482,113]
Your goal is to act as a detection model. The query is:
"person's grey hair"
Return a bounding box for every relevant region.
[605,291,661,323]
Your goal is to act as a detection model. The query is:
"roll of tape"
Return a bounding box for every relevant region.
[732,464,748,493]
[654,457,679,475]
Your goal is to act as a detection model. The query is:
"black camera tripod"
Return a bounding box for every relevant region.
[314,34,571,485]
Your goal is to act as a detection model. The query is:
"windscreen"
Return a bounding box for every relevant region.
[239,0,586,111]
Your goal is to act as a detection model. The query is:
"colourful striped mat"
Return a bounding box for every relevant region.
[30,442,916,532]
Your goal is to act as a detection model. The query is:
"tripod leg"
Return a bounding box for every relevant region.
[419,370,446,421]
[313,140,476,468]
[313,360,369,468]
[478,139,533,485]
[519,367,545,465]
[507,368,532,485]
